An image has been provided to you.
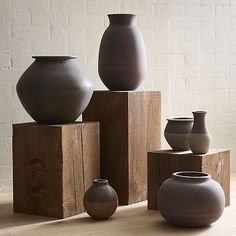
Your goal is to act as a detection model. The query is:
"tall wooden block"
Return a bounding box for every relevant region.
[13,122,100,218]
[83,91,161,204]
[148,149,230,210]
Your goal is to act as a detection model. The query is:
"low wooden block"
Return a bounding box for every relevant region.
[148,149,230,210]
[83,91,161,205]
[13,122,100,218]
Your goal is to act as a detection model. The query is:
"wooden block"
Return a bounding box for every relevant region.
[148,149,230,210]
[83,91,161,205]
[13,122,100,218]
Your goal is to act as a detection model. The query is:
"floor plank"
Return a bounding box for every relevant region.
[0,174,235,236]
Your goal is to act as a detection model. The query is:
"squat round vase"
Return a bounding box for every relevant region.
[158,171,225,227]
[164,118,194,151]
[83,179,118,220]
[98,14,146,91]
[189,111,211,154]
[16,56,93,124]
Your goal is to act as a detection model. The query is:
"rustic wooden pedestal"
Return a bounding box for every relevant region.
[13,122,100,218]
[148,149,230,210]
[83,91,161,204]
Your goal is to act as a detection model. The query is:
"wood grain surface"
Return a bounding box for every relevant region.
[148,149,230,210]
[13,122,100,218]
[83,91,161,205]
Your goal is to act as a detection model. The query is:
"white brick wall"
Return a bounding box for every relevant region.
[0,0,236,192]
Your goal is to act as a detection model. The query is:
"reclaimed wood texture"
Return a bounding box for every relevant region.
[83,91,161,205]
[148,149,230,210]
[13,122,100,218]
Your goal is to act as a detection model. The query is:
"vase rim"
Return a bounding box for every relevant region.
[93,179,108,184]
[173,171,211,180]
[192,111,207,114]
[108,13,136,17]
[167,117,193,122]
[33,56,77,60]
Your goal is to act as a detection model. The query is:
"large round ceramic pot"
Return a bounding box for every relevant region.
[189,111,211,154]
[158,171,225,227]
[98,14,146,91]
[83,179,118,220]
[16,56,93,124]
[164,118,194,151]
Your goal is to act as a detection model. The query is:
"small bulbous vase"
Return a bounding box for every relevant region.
[83,179,118,220]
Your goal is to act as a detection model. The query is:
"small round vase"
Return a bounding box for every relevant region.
[98,14,146,91]
[16,56,93,124]
[189,111,211,154]
[83,179,118,220]
[158,171,225,227]
[164,118,194,151]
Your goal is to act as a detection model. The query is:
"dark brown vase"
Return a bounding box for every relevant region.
[16,56,93,124]
[158,171,225,227]
[189,111,211,154]
[164,118,193,151]
[83,179,118,220]
[98,14,146,91]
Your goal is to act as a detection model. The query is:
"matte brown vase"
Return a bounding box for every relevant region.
[164,118,194,151]
[16,56,93,124]
[158,171,225,227]
[189,111,211,154]
[98,14,146,91]
[83,179,118,220]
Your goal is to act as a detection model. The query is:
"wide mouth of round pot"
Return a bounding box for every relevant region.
[108,13,136,17]
[167,117,193,122]
[173,171,210,180]
[193,111,207,114]
[33,56,77,60]
[93,179,108,184]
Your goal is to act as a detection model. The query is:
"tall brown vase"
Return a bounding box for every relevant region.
[98,14,146,91]
[17,56,93,124]
[189,111,211,154]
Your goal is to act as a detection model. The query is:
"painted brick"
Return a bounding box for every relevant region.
[31,13,49,26]
[68,28,86,41]
[31,40,68,55]
[10,40,31,54]
[215,6,229,17]
[200,18,214,29]
[0,26,10,40]
[155,5,169,17]
[200,54,214,65]
[12,13,31,26]
[169,18,199,29]
[200,30,214,41]
[1,0,236,191]
[0,54,10,69]
[136,3,154,16]
[12,26,50,40]
[12,0,49,12]
[214,79,230,89]
[186,79,213,90]
[215,53,230,65]
[230,89,236,100]
[229,112,236,123]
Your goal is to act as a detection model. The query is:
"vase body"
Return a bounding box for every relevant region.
[98,14,146,91]
[16,56,93,124]
[158,171,225,227]
[83,179,118,220]
[189,111,211,154]
[164,118,193,151]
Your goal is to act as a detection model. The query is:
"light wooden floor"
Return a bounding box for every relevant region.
[0,174,236,236]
